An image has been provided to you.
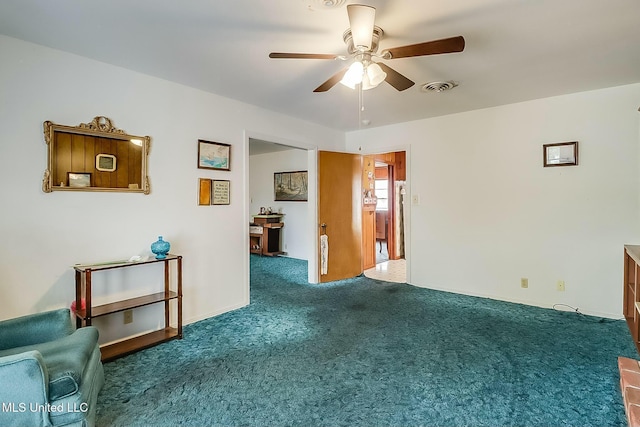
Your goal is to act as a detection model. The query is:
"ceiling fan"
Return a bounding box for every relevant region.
[269,4,465,93]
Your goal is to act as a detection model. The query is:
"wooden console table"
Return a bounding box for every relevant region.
[250,214,284,256]
[73,255,183,362]
[624,245,640,353]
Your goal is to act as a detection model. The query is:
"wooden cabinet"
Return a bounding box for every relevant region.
[373,151,406,181]
[362,155,377,270]
[395,151,406,181]
[624,245,640,352]
[362,210,376,270]
[73,255,183,362]
[250,215,284,256]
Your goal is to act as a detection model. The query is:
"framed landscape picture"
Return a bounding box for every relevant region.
[68,172,91,187]
[274,171,307,201]
[198,140,230,171]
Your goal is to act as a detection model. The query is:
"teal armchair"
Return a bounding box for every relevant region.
[0,309,104,427]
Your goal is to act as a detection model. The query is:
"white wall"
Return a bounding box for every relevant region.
[0,35,343,342]
[346,84,640,318]
[249,148,310,260]
[3,34,638,334]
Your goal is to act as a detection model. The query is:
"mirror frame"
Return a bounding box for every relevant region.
[42,116,151,194]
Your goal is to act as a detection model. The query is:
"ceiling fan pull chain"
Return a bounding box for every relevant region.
[358,83,364,128]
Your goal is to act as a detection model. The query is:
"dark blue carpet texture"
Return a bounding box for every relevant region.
[97,255,637,426]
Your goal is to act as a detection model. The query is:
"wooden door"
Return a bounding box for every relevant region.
[318,151,363,282]
[386,164,397,260]
[362,155,376,270]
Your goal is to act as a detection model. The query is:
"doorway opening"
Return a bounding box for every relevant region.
[246,136,318,299]
[363,152,407,283]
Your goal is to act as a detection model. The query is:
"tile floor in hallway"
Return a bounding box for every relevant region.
[364,259,406,283]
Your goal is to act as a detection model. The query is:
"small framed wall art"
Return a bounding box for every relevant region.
[543,141,578,167]
[198,178,212,206]
[212,180,230,205]
[68,172,91,187]
[198,178,230,205]
[274,171,308,201]
[198,140,231,171]
[95,154,117,172]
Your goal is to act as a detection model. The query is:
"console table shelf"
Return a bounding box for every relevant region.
[74,291,179,319]
[99,327,180,362]
[73,254,183,362]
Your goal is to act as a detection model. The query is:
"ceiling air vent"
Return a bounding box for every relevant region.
[420,81,458,93]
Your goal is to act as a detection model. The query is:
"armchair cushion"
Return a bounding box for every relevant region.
[0,309,74,350]
[0,308,104,427]
[0,351,50,427]
[0,326,99,401]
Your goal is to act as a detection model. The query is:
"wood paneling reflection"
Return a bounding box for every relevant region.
[52,132,142,189]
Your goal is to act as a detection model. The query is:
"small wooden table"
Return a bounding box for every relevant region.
[250,214,284,256]
[73,255,183,362]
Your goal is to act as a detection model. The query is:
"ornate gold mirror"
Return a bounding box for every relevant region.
[43,116,151,194]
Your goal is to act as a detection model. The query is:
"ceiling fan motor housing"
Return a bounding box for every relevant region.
[343,26,383,54]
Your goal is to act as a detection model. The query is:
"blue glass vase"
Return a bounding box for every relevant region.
[151,236,170,259]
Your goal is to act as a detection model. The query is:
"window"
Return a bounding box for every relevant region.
[375,179,388,210]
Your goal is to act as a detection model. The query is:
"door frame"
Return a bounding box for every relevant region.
[243,133,411,292]
[360,144,411,284]
[243,131,320,304]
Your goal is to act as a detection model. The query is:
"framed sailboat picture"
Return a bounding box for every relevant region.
[274,171,308,201]
[198,140,231,171]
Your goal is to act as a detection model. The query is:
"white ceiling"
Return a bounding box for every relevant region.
[1,0,640,132]
[249,138,302,156]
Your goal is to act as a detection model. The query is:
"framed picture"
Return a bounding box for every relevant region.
[68,172,91,187]
[212,180,230,205]
[95,153,117,172]
[274,171,308,201]
[198,140,231,171]
[198,178,211,206]
[543,141,578,167]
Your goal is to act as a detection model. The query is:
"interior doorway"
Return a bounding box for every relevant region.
[363,151,407,283]
[246,136,318,290]
[246,137,407,289]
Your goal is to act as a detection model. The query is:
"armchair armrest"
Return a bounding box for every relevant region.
[0,309,74,350]
[0,351,51,427]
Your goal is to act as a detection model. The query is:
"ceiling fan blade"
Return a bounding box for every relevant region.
[377,63,415,91]
[313,68,349,93]
[269,52,341,60]
[347,4,376,50]
[383,36,465,59]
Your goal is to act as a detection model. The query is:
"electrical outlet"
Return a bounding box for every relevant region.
[521,278,528,288]
[557,280,565,292]
[124,310,133,324]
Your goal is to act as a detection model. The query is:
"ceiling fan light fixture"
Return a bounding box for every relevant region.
[361,72,372,90]
[347,4,376,50]
[366,63,386,87]
[340,61,364,89]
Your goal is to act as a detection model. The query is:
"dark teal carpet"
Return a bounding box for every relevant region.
[96,255,637,426]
